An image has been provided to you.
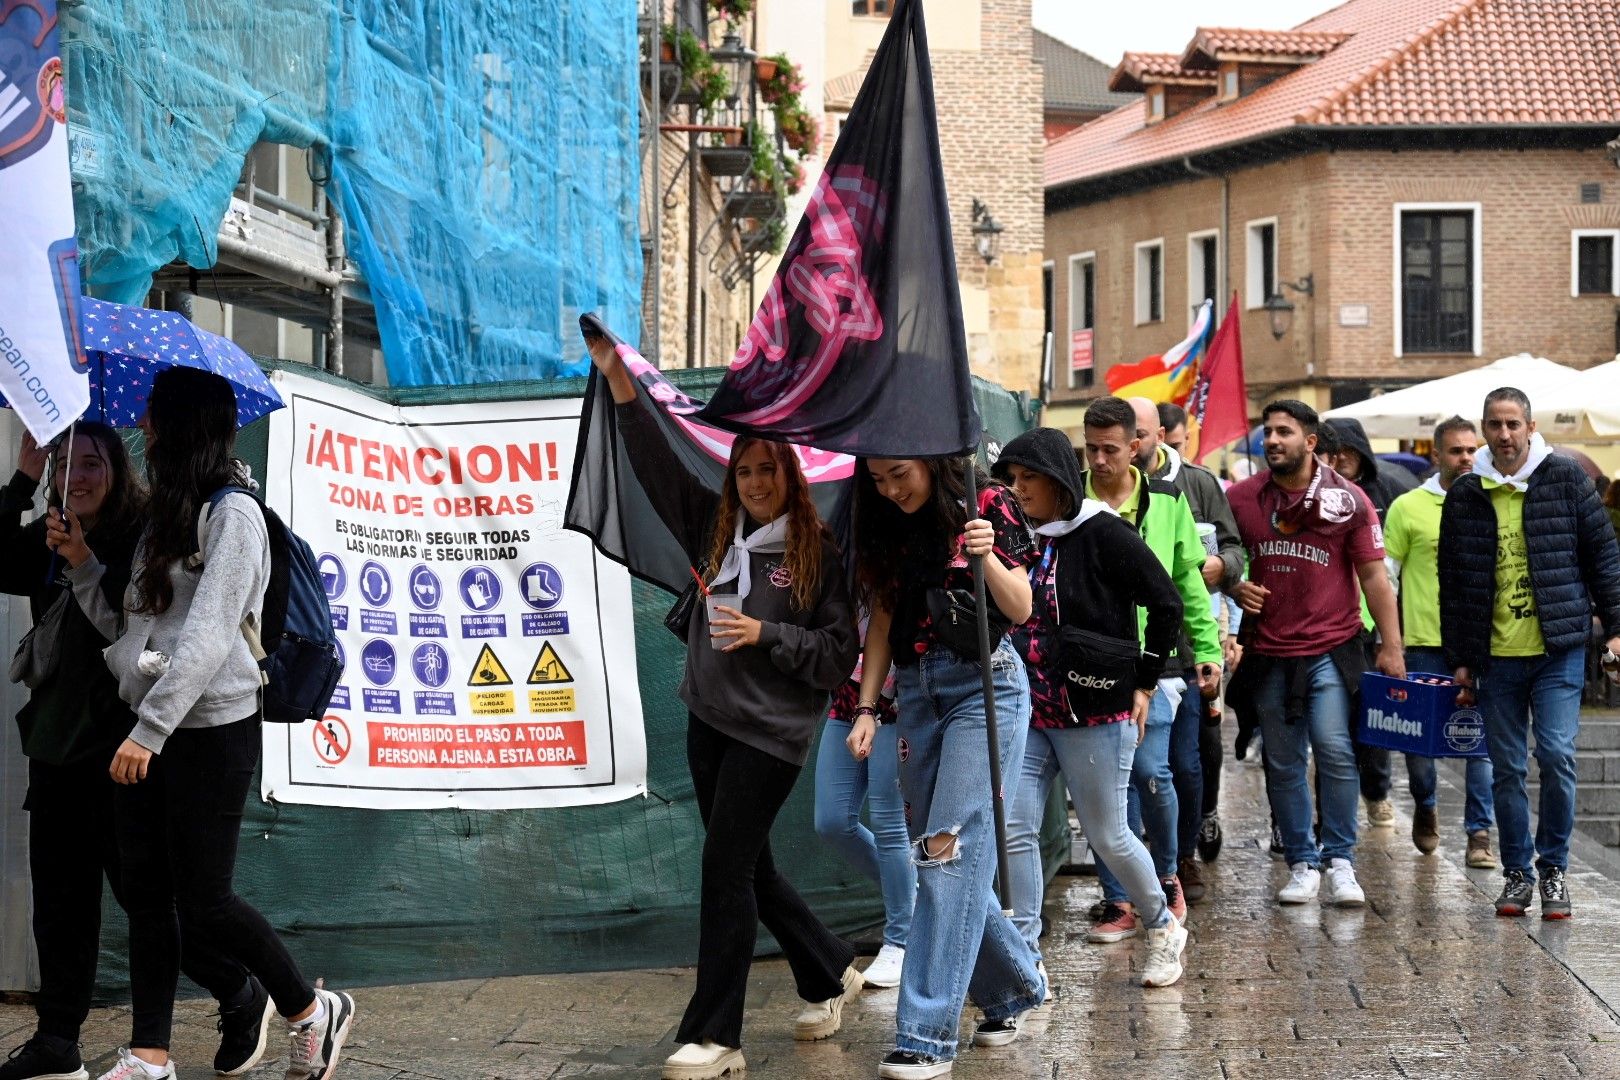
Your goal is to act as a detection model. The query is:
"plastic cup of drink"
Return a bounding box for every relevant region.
[1197,522,1218,556]
[705,593,740,650]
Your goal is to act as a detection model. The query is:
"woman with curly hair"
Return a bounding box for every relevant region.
[585,336,861,1080]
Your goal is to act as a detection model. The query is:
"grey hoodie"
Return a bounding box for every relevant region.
[73,492,270,753]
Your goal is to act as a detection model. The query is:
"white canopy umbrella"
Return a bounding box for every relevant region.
[1537,358,1620,440]
[1323,353,1581,439]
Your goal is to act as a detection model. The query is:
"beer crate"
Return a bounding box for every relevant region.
[1358,672,1489,759]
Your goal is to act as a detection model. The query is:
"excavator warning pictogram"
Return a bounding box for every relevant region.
[527,640,574,684]
[467,643,513,687]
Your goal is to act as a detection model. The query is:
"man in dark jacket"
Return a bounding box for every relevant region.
[1440,386,1620,920]
[1322,416,1414,829]
[1133,398,1239,903]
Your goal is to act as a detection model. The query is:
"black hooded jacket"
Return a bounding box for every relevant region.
[995,429,1182,702]
[1323,417,1415,521]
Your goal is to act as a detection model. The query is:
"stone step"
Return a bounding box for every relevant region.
[1576,719,1620,751]
[1524,781,1620,816]
[1574,816,1620,847]
[1524,752,1612,785]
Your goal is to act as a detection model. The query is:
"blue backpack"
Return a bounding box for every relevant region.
[199,487,344,724]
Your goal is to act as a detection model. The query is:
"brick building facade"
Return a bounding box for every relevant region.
[1042,0,1620,433]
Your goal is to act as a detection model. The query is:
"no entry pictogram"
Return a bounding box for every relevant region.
[313,716,351,764]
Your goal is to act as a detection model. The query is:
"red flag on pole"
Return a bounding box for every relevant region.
[1186,294,1248,465]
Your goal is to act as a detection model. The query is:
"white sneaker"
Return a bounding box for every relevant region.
[1322,858,1366,907]
[284,987,356,1080]
[662,1041,745,1080]
[1140,918,1188,987]
[95,1050,175,1080]
[862,943,905,989]
[1277,862,1321,904]
[793,964,864,1040]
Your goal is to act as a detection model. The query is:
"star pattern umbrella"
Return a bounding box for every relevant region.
[2,297,283,429]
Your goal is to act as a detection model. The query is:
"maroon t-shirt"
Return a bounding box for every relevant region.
[1227,466,1384,658]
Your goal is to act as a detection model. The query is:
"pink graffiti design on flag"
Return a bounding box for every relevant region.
[724,166,887,425]
[618,344,854,481]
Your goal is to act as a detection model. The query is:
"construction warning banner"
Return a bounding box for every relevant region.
[260,370,647,809]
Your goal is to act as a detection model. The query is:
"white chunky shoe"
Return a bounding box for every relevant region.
[1277,862,1321,904]
[793,964,864,1040]
[662,1041,745,1080]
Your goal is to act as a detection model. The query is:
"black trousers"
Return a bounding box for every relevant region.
[24,756,246,1044]
[1199,709,1222,817]
[114,717,315,1051]
[676,716,853,1049]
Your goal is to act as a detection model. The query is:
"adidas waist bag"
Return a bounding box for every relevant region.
[1057,626,1140,719]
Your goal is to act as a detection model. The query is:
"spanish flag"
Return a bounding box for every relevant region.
[1104,299,1213,404]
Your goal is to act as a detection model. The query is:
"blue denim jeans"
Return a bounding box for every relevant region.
[1403,646,1494,836]
[892,642,1045,1062]
[1476,648,1584,877]
[814,718,916,948]
[1170,667,1204,856]
[1096,680,1182,903]
[1256,654,1358,867]
[1006,722,1169,959]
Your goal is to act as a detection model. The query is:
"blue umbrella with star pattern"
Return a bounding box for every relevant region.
[4,297,285,428]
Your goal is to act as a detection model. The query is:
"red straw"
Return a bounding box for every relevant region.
[689,565,711,596]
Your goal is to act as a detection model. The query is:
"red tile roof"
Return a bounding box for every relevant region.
[1047,0,1620,191]
[1108,51,1217,93]
[1180,27,1350,69]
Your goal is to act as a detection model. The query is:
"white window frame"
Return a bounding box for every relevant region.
[1186,228,1221,328]
[1392,201,1483,359]
[1147,87,1165,122]
[1068,250,1096,389]
[1134,238,1164,326]
[1571,228,1620,297]
[1219,65,1239,102]
[1244,217,1278,311]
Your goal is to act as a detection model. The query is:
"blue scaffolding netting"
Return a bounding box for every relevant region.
[63,0,641,383]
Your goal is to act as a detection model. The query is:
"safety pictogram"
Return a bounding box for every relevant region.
[312,716,351,764]
[527,640,574,684]
[468,643,513,687]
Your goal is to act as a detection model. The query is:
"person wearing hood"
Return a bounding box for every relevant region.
[1439,387,1620,921]
[993,426,1189,990]
[1322,415,1410,831]
[1384,417,1496,867]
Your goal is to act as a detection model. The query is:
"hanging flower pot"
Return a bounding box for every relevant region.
[755,57,779,83]
[660,39,676,63]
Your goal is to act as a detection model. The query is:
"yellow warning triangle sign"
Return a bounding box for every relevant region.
[528,640,574,684]
[467,644,512,687]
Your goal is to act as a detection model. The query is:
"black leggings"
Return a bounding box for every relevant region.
[676,716,853,1049]
[25,756,245,1043]
[114,717,316,1051]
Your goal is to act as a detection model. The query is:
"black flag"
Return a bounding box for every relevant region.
[566,316,854,596]
[694,0,980,458]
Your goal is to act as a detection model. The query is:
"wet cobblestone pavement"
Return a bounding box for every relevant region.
[6,741,1620,1078]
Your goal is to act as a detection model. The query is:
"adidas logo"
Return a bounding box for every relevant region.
[1067,673,1119,689]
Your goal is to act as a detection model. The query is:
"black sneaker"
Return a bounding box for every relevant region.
[1539,866,1572,920]
[0,1034,86,1080]
[1495,869,1534,917]
[1197,811,1223,862]
[214,975,274,1075]
[878,1049,952,1078]
[1269,824,1285,859]
[971,1014,1021,1048]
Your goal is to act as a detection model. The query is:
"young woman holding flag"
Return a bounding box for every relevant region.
[585,336,862,1080]
[848,457,1045,1079]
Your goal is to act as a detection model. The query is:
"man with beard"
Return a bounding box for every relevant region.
[1440,388,1620,919]
[1130,398,1237,903]
[1229,401,1404,907]
[1384,417,1496,865]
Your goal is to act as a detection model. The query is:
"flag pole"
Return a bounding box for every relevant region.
[964,459,1015,916]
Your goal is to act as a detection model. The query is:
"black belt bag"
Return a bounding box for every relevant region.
[926,587,1011,662]
[1058,625,1140,718]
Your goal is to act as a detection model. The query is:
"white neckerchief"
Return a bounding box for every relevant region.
[1474,432,1550,493]
[1035,498,1118,539]
[707,513,790,601]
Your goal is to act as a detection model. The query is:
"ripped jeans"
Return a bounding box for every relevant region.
[891,642,1045,1062]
